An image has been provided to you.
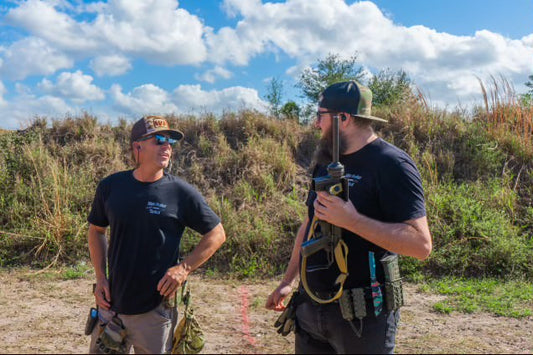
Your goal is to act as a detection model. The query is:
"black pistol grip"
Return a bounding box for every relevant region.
[301,237,329,258]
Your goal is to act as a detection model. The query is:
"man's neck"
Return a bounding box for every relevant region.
[133,166,164,183]
[342,127,378,155]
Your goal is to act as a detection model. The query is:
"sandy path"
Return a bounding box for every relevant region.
[0,268,531,354]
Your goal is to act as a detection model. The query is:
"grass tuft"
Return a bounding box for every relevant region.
[420,277,533,318]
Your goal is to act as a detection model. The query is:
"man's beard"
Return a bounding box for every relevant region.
[311,127,349,168]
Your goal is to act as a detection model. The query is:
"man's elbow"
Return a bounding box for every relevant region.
[415,238,432,261]
[219,229,227,245]
[213,223,226,246]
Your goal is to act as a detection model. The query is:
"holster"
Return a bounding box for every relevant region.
[84,307,98,335]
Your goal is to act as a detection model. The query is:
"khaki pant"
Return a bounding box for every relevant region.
[89,302,178,354]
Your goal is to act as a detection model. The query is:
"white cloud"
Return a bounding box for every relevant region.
[6,0,206,65]
[1,0,532,123]
[94,0,208,65]
[5,0,100,52]
[3,0,208,80]
[90,55,132,77]
[0,81,268,130]
[208,0,354,65]
[38,70,105,104]
[77,1,107,14]
[195,66,233,83]
[221,0,262,18]
[0,81,6,106]
[0,92,72,130]
[209,0,533,106]
[0,37,73,80]
[172,84,267,113]
[109,83,267,117]
[110,83,178,116]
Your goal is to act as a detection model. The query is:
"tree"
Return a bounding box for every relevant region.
[296,53,364,103]
[368,69,413,107]
[525,74,533,92]
[280,101,300,122]
[264,77,284,119]
[520,74,533,106]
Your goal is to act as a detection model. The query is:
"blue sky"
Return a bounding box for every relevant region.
[0,0,532,129]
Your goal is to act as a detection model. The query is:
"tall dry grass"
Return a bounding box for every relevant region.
[478,75,533,160]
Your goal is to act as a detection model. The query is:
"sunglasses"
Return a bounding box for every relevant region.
[138,134,178,146]
[316,110,337,122]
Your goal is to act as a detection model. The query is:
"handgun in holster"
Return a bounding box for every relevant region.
[84,283,99,336]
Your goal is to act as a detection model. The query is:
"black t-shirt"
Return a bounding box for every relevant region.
[88,170,220,315]
[303,138,426,291]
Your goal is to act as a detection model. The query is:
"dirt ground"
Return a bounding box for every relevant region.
[0,268,531,354]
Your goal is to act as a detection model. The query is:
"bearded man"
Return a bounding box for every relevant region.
[266,81,432,354]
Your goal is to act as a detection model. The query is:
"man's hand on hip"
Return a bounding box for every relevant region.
[94,278,111,310]
[157,263,189,297]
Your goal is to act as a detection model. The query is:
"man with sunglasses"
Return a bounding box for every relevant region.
[266,81,432,353]
[87,115,226,353]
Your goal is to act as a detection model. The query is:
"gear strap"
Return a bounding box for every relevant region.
[300,216,349,304]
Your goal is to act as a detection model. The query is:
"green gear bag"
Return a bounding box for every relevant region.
[171,281,205,354]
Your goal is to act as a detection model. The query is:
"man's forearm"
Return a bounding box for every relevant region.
[281,218,308,286]
[314,191,432,260]
[181,223,226,273]
[88,226,108,280]
[345,214,432,260]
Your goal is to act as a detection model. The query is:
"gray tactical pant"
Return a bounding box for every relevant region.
[89,302,178,354]
[295,300,400,354]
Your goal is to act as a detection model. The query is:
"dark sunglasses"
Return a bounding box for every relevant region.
[316,110,337,122]
[138,134,177,146]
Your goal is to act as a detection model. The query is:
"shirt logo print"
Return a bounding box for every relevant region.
[345,174,362,187]
[146,201,167,215]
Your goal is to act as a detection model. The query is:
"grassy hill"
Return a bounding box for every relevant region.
[0,94,532,280]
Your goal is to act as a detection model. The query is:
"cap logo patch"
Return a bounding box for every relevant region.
[145,117,169,132]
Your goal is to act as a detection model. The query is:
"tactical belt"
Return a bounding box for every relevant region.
[300,285,380,306]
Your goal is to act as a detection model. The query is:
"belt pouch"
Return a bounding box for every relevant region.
[351,288,367,319]
[339,290,354,321]
[380,254,404,311]
[96,315,127,354]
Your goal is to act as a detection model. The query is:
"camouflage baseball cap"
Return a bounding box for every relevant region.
[130,116,184,143]
[318,81,388,123]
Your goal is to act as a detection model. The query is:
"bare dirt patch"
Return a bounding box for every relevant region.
[0,268,531,354]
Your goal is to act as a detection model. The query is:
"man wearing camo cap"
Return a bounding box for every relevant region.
[267,81,432,353]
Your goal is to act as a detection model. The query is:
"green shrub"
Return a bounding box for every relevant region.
[418,179,532,278]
